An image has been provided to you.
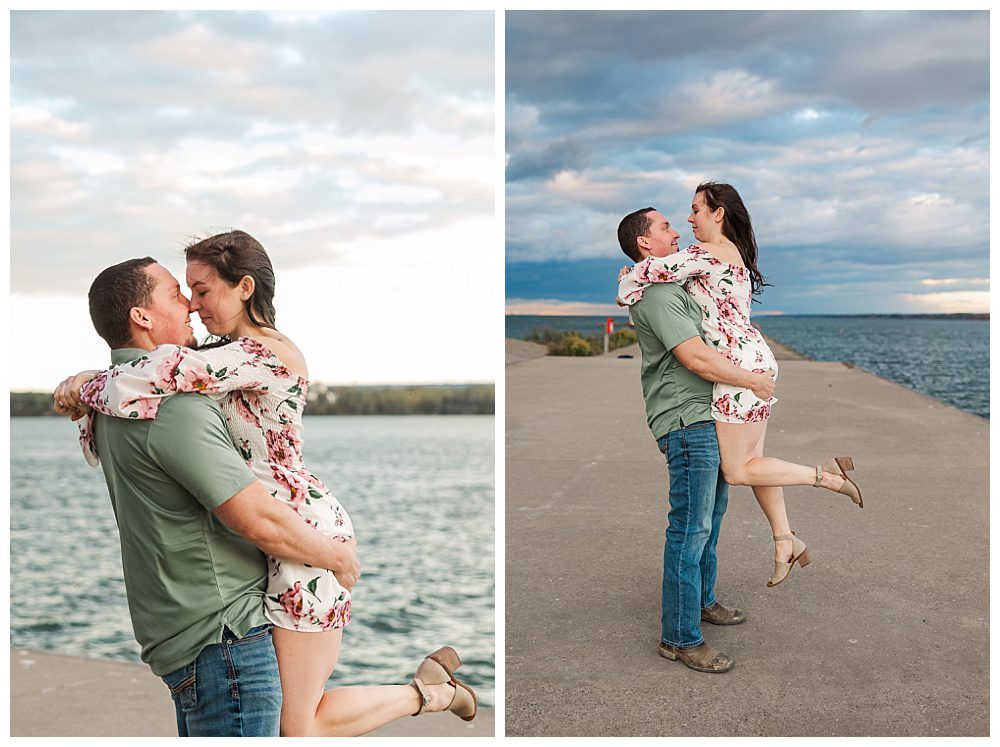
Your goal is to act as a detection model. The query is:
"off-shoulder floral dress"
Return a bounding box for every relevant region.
[78,337,353,632]
[619,245,778,423]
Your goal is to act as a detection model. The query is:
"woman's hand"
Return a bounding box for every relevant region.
[53,370,100,420]
[332,536,361,592]
[747,370,776,401]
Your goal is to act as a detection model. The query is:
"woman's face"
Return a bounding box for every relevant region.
[688,190,723,242]
[186,260,247,337]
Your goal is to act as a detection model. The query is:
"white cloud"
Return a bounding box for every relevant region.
[546,169,622,203]
[676,69,793,127]
[49,146,126,175]
[276,46,305,66]
[506,100,540,135]
[882,192,982,249]
[898,291,988,313]
[353,184,442,205]
[506,298,625,317]
[264,11,339,25]
[920,277,989,287]
[136,22,262,75]
[11,103,87,138]
[10,294,123,391]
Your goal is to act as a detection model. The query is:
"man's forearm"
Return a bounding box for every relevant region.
[214,481,350,572]
[675,339,756,388]
[250,502,348,570]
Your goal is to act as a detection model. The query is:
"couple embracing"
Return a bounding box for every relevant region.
[52,231,478,736]
[616,182,865,673]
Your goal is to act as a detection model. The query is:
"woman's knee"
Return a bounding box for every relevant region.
[721,464,748,486]
[279,708,319,737]
[276,684,325,737]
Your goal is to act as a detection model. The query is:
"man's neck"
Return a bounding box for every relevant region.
[125,333,157,352]
[126,333,195,351]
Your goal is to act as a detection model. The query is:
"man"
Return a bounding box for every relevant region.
[617,208,774,673]
[53,257,361,736]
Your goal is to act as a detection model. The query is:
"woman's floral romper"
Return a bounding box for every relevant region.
[78,336,353,632]
[619,245,778,423]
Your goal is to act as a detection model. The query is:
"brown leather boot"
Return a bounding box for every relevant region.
[658,641,734,673]
[701,600,747,625]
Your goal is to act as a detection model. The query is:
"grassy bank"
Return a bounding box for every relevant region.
[11,384,494,417]
[525,328,638,356]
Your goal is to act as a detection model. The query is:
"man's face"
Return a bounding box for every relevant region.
[140,263,196,347]
[638,211,680,258]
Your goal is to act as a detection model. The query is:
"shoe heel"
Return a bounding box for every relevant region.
[797,549,812,568]
[837,457,855,472]
[429,645,461,673]
[659,646,678,660]
[415,646,461,685]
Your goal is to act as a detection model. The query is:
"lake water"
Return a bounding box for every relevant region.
[506,314,989,419]
[10,415,495,706]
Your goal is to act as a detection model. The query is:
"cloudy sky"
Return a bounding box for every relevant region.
[11,10,495,390]
[505,10,989,316]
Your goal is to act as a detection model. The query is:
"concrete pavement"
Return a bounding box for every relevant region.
[505,340,988,737]
[10,647,494,737]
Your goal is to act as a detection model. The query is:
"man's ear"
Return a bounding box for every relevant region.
[129,307,152,330]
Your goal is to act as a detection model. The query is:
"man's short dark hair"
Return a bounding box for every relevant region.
[88,257,158,349]
[618,207,657,262]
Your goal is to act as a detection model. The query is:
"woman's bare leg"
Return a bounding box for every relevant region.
[715,420,796,562]
[273,627,457,737]
[714,420,847,493]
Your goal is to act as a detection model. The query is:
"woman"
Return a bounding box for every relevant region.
[618,183,864,587]
[62,231,476,734]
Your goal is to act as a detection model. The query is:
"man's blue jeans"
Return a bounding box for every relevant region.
[657,420,729,648]
[159,624,282,737]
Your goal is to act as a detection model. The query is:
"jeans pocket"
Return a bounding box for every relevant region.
[227,624,272,646]
[162,662,197,711]
[683,420,714,432]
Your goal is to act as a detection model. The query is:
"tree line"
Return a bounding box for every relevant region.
[10,383,494,417]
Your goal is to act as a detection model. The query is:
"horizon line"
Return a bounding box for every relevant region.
[10,381,496,395]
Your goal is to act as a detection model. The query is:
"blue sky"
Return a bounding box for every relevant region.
[505,10,989,316]
[11,10,495,389]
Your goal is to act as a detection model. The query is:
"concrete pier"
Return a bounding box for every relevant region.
[505,340,988,737]
[10,647,493,737]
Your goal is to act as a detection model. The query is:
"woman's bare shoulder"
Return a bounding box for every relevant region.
[693,242,744,267]
[249,331,308,379]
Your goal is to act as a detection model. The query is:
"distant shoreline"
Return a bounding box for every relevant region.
[10,383,495,417]
[505,312,989,320]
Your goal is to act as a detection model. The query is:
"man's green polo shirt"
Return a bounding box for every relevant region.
[95,348,268,676]
[629,283,714,439]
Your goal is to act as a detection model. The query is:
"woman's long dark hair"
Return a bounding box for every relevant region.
[697,181,770,297]
[185,230,277,347]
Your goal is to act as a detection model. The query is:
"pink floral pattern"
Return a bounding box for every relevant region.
[78,337,354,632]
[619,245,778,423]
